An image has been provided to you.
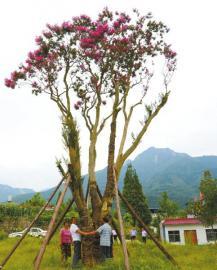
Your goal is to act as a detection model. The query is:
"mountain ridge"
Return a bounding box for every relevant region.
[4,147,217,207]
[0,184,34,203]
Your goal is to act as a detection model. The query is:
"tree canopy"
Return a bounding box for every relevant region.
[198,171,217,227]
[158,192,179,218]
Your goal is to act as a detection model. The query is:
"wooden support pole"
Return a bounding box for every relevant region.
[47,198,75,244]
[110,218,130,257]
[0,176,65,270]
[114,168,130,270]
[118,190,179,268]
[34,175,71,270]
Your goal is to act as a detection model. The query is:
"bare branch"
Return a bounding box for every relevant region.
[116,92,170,172]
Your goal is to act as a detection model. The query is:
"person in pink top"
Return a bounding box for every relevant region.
[60,220,72,264]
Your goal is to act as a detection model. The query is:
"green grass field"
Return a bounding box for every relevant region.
[0,237,216,270]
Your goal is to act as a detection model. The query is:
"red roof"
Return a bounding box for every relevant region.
[163,218,202,225]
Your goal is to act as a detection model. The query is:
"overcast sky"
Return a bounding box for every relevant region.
[0,0,217,191]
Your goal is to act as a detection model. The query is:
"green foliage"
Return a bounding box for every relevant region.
[0,229,7,240]
[0,202,53,231]
[186,199,201,216]
[151,215,162,237]
[23,193,46,208]
[198,171,217,227]
[0,203,32,219]
[158,192,179,217]
[123,212,133,225]
[123,164,152,225]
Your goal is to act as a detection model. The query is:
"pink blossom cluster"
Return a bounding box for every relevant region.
[119,37,129,44]
[32,81,38,88]
[27,49,44,62]
[164,46,177,59]
[5,71,25,89]
[25,45,57,68]
[107,28,115,35]
[46,24,61,34]
[80,38,95,49]
[4,78,15,89]
[35,36,43,45]
[79,23,109,51]
[43,31,53,39]
[5,8,176,94]
[113,14,130,29]
[73,14,91,24]
[108,37,132,54]
[62,21,73,31]
[80,14,91,22]
[5,42,59,89]
[74,100,82,110]
[75,26,88,32]
[84,50,102,61]
[89,23,108,38]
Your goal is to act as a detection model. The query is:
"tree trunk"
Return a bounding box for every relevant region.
[59,162,101,266]
[102,105,119,216]
[88,133,102,227]
[81,234,101,266]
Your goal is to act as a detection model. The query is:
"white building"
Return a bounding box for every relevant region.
[160,217,217,245]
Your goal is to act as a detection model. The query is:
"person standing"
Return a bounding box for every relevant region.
[130,228,137,241]
[89,217,112,259]
[141,228,147,243]
[60,221,72,264]
[112,229,118,241]
[70,217,88,268]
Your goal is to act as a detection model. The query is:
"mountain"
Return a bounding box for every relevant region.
[0,184,34,203]
[13,186,72,205]
[12,147,217,207]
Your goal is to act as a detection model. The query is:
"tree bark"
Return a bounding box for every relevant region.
[88,133,102,226]
[58,164,101,266]
[102,89,120,216]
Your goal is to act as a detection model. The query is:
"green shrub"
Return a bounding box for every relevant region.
[0,229,7,240]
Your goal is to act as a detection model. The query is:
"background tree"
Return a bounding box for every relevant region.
[122,164,151,225]
[186,171,217,241]
[24,193,46,208]
[199,171,217,226]
[158,192,179,217]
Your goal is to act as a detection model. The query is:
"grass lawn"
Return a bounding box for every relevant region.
[0,237,216,270]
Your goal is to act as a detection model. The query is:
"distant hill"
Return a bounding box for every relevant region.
[0,184,34,203]
[13,186,72,205]
[12,147,217,207]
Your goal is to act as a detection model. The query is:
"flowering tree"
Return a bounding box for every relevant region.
[5,8,176,264]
